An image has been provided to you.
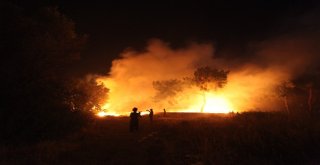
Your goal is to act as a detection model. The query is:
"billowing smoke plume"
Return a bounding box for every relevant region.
[97,40,217,114]
[94,33,319,116]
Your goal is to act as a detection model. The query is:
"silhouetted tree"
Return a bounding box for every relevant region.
[0,3,87,143]
[276,81,295,114]
[293,71,320,114]
[152,67,228,112]
[153,79,184,100]
[193,66,229,112]
[67,76,109,113]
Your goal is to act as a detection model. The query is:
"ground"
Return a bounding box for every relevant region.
[1,112,320,165]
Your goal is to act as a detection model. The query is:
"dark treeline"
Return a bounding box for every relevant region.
[0,2,107,144]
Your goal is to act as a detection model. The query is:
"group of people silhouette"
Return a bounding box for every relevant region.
[130,107,166,132]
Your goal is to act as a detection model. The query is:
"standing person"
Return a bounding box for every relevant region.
[130,107,141,132]
[163,108,166,117]
[147,108,154,123]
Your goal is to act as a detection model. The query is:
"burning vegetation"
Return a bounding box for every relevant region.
[88,37,320,117]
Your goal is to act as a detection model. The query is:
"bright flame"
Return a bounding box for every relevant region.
[173,91,234,113]
[140,111,149,116]
[96,111,121,117]
[203,93,233,113]
[94,103,121,117]
[93,40,292,116]
[96,111,108,117]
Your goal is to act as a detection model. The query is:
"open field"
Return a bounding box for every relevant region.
[1,112,320,165]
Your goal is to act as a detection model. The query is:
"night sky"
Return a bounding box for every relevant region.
[5,0,320,74]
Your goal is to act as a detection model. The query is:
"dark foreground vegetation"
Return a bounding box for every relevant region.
[1,112,320,165]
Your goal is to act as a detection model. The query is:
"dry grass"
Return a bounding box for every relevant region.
[1,112,320,164]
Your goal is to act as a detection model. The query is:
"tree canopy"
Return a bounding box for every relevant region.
[193,66,229,91]
[0,3,89,144]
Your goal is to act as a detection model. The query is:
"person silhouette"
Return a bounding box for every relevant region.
[163,108,166,117]
[146,108,154,123]
[130,107,141,132]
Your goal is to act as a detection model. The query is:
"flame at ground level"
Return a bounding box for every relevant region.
[96,111,121,117]
[203,93,233,113]
[93,40,289,117]
[95,92,234,117]
[171,92,234,114]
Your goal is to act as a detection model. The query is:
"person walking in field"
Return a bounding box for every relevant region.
[147,108,154,123]
[130,107,141,132]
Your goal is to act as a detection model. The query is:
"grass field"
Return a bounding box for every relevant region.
[1,112,320,165]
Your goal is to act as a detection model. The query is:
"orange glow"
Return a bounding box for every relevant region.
[203,93,233,113]
[95,66,287,116]
[96,111,121,117]
[92,40,290,116]
[140,111,149,116]
[96,111,108,117]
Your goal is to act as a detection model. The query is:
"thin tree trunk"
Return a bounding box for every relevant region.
[200,92,206,113]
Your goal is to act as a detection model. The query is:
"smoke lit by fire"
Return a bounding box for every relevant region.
[93,37,317,116]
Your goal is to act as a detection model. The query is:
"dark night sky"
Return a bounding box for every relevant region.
[6,0,320,74]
